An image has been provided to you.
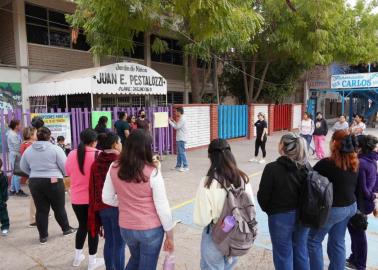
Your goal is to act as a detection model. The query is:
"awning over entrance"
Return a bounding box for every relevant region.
[27,62,167,97]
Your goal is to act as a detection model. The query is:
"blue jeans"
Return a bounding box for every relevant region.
[300,134,312,150]
[268,211,310,270]
[308,203,357,270]
[9,152,21,192]
[99,207,125,270]
[176,141,188,168]
[200,227,237,270]
[120,226,164,270]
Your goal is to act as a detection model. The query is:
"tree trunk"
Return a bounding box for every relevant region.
[213,57,220,104]
[249,55,257,102]
[240,59,249,103]
[189,55,201,103]
[253,61,271,102]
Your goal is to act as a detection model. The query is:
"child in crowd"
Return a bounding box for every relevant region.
[0,158,10,236]
[57,136,71,156]
[20,127,37,227]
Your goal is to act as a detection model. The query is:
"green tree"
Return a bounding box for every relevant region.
[68,0,262,103]
[237,0,378,103]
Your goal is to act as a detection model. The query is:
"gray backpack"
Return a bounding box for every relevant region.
[211,179,258,257]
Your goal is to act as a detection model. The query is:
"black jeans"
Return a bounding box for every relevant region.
[72,204,99,255]
[29,178,70,238]
[255,136,267,158]
[0,202,9,230]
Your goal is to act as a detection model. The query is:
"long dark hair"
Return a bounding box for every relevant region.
[205,139,249,188]
[77,128,98,174]
[117,129,155,182]
[95,116,108,130]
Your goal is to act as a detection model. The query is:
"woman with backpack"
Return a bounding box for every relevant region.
[346,135,378,270]
[257,133,310,270]
[308,130,358,270]
[88,132,125,270]
[193,138,255,270]
[65,129,104,270]
[102,129,174,270]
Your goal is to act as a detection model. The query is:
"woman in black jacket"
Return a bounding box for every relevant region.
[258,133,309,270]
[313,112,328,160]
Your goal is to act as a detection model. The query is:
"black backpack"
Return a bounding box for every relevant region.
[298,164,333,229]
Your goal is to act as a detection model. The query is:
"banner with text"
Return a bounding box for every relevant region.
[331,72,378,89]
[31,113,72,145]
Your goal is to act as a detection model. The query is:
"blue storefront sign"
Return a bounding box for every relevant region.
[331,72,378,89]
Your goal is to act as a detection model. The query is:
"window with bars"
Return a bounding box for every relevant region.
[100,96,146,108]
[25,2,90,51]
[151,35,184,65]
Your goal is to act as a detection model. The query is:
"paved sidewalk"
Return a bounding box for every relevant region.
[1,130,378,269]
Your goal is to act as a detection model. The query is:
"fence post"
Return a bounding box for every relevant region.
[210,104,218,141]
[248,103,254,139]
[268,104,275,135]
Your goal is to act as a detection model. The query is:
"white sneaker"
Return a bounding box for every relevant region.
[179,167,189,172]
[88,258,104,270]
[249,158,258,162]
[1,229,8,236]
[258,159,266,164]
[73,254,85,267]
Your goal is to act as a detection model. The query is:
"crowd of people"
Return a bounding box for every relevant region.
[0,109,377,270]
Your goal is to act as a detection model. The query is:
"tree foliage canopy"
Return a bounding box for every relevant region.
[68,0,378,103]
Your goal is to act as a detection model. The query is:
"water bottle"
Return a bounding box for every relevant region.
[163,253,175,270]
[222,216,236,233]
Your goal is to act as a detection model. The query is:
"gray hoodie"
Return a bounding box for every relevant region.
[20,141,67,178]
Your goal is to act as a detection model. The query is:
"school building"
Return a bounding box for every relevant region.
[0,0,216,112]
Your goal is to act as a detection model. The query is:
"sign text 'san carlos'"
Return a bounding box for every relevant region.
[96,72,165,87]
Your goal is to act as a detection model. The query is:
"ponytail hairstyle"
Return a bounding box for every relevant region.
[205,139,249,189]
[77,128,98,174]
[279,133,309,167]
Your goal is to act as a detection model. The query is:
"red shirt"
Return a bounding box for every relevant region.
[20,142,33,155]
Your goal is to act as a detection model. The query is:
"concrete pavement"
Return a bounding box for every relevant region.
[1,130,378,269]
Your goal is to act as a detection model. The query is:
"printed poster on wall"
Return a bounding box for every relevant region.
[153,112,169,128]
[0,82,22,112]
[91,111,112,129]
[31,113,72,145]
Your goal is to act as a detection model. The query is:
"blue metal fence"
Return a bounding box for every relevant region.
[218,105,248,139]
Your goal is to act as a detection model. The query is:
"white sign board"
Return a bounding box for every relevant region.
[154,112,169,128]
[331,72,378,89]
[31,113,72,145]
[28,62,167,97]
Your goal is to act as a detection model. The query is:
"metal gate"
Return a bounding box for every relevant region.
[218,105,248,139]
[273,104,292,131]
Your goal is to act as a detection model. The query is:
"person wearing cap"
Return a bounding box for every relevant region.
[249,112,268,164]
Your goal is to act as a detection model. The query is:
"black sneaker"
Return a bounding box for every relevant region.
[9,191,16,196]
[63,226,77,236]
[29,222,37,228]
[39,237,48,245]
[16,190,29,197]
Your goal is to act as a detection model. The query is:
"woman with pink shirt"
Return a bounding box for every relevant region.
[66,129,104,270]
[102,129,174,270]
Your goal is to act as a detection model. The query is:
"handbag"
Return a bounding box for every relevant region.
[349,188,368,231]
[349,210,368,231]
[13,155,29,177]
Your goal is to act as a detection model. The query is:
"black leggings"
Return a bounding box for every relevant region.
[72,204,99,255]
[255,137,267,158]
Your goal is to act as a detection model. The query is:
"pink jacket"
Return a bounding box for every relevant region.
[66,146,98,205]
